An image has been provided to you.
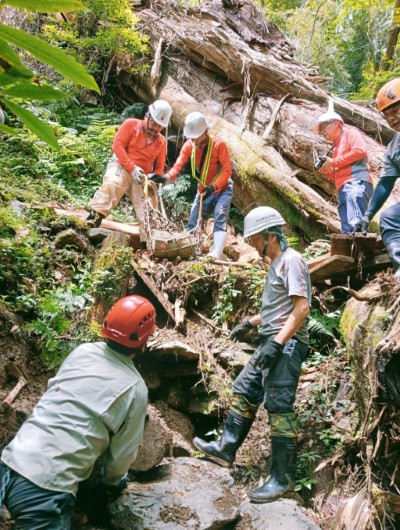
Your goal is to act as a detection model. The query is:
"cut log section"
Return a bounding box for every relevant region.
[330,233,378,259]
[55,208,141,247]
[308,253,392,282]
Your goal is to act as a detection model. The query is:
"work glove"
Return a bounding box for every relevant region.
[253,339,283,370]
[148,173,168,184]
[78,475,128,526]
[102,474,128,503]
[131,166,144,183]
[230,320,254,342]
[202,184,216,199]
[354,213,371,235]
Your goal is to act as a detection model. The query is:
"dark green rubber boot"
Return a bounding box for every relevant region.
[249,436,297,503]
[193,412,253,467]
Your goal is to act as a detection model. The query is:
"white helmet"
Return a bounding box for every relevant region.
[313,98,343,133]
[148,100,172,128]
[184,112,208,139]
[243,206,286,238]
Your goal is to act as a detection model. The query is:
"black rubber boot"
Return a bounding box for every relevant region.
[249,436,297,503]
[386,243,400,278]
[86,210,105,228]
[193,412,253,467]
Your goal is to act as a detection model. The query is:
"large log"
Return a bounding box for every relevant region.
[136,0,394,144]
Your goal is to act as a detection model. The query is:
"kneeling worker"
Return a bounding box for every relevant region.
[0,295,156,529]
[355,78,400,277]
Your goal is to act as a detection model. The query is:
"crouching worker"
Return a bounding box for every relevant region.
[193,206,311,503]
[149,111,233,259]
[87,100,172,248]
[0,295,156,529]
[355,78,400,277]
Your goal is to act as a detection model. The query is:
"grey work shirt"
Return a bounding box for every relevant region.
[259,247,312,344]
[382,133,400,177]
[1,342,147,496]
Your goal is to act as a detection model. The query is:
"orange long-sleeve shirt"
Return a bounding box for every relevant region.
[321,126,372,191]
[112,118,166,175]
[166,136,232,192]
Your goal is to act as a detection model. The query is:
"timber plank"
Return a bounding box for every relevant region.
[55,208,140,247]
[310,253,392,282]
[310,255,355,282]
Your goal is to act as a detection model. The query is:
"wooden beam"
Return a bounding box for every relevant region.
[310,253,392,282]
[55,208,141,247]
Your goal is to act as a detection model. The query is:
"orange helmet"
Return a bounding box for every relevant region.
[102,295,156,349]
[376,78,400,112]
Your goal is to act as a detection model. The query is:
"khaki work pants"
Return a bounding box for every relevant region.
[90,161,155,243]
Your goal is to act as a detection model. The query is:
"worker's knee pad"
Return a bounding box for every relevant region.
[269,412,300,438]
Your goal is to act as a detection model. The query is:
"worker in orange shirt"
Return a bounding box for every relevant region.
[149,112,233,259]
[87,100,172,247]
[314,101,373,234]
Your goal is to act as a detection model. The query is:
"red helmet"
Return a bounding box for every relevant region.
[102,296,156,349]
[376,78,400,112]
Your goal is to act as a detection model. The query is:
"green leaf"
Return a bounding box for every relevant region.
[0,24,100,93]
[0,38,33,77]
[2,99,59,149]
[1,82,69,101]
[2,0,85,12]
[0,122,18,135]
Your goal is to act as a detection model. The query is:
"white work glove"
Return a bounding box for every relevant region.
[131,166,144,183]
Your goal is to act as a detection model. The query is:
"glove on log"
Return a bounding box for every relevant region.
[354,213,371,236]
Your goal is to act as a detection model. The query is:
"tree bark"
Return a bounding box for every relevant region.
[136,0,394,143]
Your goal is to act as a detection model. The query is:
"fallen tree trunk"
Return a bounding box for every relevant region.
[136,0,394,144]
[338,277,400,527]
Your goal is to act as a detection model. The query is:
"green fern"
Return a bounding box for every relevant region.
[308,316,335,338]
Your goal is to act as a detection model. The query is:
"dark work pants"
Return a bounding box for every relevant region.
[233,337,309,413]
[0,464,74,530]
[380,202,400,246]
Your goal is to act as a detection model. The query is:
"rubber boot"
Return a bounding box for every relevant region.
[249,436,297,503]
[193,412,253,467]
[386,243,400,278]
[208,231,227,260]
[86,210,105,228]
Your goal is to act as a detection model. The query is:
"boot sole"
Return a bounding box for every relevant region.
[192,439,232,468]
[249,490,302,504]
